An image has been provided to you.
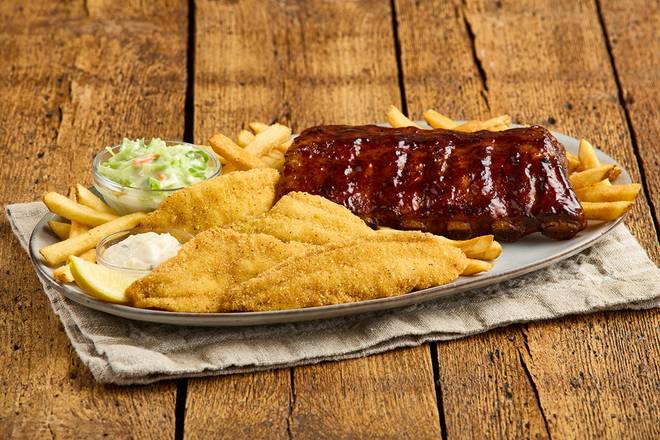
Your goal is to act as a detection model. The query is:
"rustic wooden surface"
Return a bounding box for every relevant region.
[1,0,657,439]
[598,0,659,228]
[396,2,660,439]
[0,1,186,438]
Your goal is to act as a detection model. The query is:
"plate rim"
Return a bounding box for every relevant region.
[28,125,631,326]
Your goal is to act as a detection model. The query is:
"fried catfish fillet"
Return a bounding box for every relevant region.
[229,191,495,264]
[139,168,280,235]
[125,228,315,312]
[229,191,374,245]
[224,231,468,312]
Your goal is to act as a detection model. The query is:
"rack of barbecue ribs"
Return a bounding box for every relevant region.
[276,125,587,242]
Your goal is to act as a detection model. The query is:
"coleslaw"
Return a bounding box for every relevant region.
[97,138,215,190]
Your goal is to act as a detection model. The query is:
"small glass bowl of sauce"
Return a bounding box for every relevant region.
[96,228,193,278]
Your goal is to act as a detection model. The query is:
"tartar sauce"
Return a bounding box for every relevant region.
[102,232,181,271]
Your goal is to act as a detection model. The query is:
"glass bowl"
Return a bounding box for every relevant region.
[92,140,221,214]
[96,227,193,278]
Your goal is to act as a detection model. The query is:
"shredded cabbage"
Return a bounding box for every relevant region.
[97,138,215,190]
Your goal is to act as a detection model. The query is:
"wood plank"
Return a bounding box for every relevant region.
[0,1,187,437]
[458,0,658,261]
[186,1,441,438]
[597,0,660,225]
[290,347,441,439]
[396,0,659,438]
[394,1,551,437]
[183,372,291,439]
[185,1,292,438]
[436,327,551,439]
[521,310,660,439]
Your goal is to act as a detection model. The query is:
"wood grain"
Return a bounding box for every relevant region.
[459,0,658,262]
[184,371,291,439]
[437,327,551,439]
[3,0,656,438]
[396,0,659,438]
[0,1,186,437]
[290,347,441,439]
[522,310,660,439]
[394,1,552,437]
[186,1,441,438]
[598,0,660,226]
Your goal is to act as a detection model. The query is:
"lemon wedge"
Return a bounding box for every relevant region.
[69,256,138,304]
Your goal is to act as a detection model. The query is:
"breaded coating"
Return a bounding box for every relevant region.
[140,168,280,235]
[230,192,493,263]
[125,228,315,312]
[229,191,374,244]
[224,231,468,312]
[129,191,488,313]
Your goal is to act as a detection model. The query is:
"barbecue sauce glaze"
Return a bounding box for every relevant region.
[276,125,587,241]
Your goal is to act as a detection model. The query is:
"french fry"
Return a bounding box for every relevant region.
[261,150,285,170]
[48,221,70,240]
[454,115,512,132]
[386,105,421,128]
[423,109,459,129]
[53,249,96,283]
[244,124,292,157]
[492,114,513,127]
[220,164,238,174]
[82,249,97,260]
[249,121,270,134]
[568,164,616,189]
[609,165,622,180]
[462,259,493,276]
[75,184,116,214]
[585,179,611,190]
[566,151,581,174]
[237,129,256,147]
[453,120,482,132]
[575,183,641,202]
[53,264,74,283]
[39,212,146,266]
[208,134,268,171]
[67,186,89,237]
[44,192,116,227]
[487,124,510,131]
[276,139,293,153]
[581,201,634,221]
[437,235,494,258]
[473,241,502,261]
[578,139,600,170]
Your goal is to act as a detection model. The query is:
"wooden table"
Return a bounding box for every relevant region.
[2,1,658,438]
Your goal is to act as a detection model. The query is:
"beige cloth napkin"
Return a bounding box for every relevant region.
[6,201,660,385]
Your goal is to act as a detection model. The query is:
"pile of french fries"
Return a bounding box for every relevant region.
[432,233,500,275]
[386,105,640,221]
[39,185,146,282]
[565,141,639,220]
[208,122,293,173]
[387,105,513,132]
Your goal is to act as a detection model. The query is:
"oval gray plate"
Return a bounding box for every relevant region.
[29,126,630,326]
